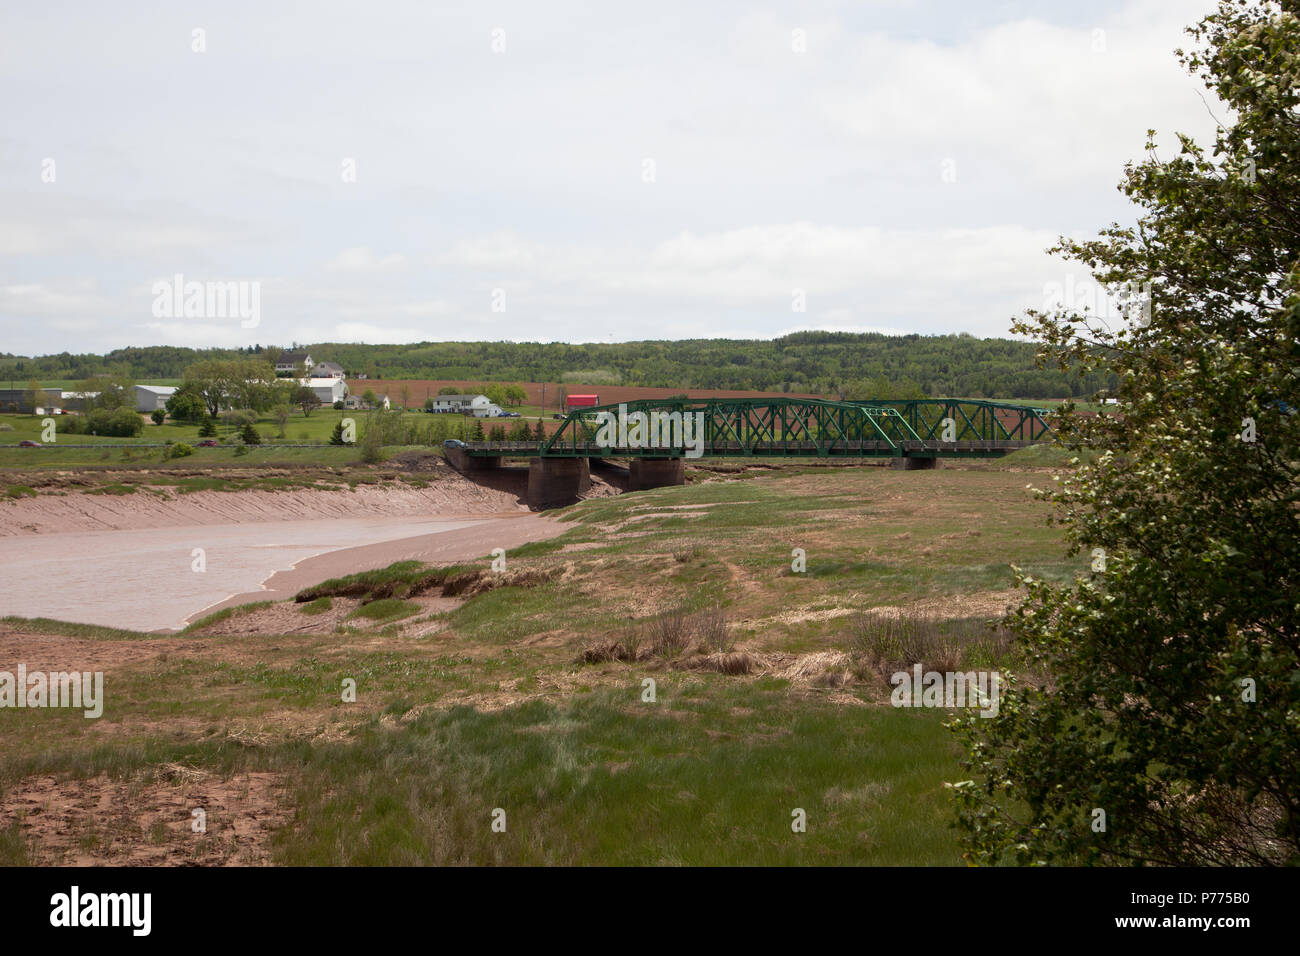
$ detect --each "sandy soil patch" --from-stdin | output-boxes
[2,769,290,865]
[0,474,525,537]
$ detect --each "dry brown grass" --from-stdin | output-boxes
[579,603,734,666]
[846,612,1010,683]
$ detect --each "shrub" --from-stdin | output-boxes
[221,408,257,428]
[693,603,732,654]
[648,607,690,659]
[150,409,166,426]
[847,613,998,682]
[81,407,143,437]
[167,442,194,459]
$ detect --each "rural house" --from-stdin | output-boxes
[428,394,505,418]
[275,352,314,375]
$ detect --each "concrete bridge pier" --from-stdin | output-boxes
[628,457,686,491]
[528,457,591,509]
[892,456,938,470]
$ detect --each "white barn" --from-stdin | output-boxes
[305,378,348,405]
[134,385,177,412]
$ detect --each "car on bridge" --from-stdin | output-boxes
[443,439,466,449]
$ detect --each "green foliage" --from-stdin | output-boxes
[6,333,1114,400]
[182,358,278,416]
[165,384,208,424]
[347,598,421,623]
[358,411,384,463]
[197,417,217,437]
[293,386,320,416]
[149,409,165,425]
[166,442,194,459]
[239,422,261,445]
[955,0,1300,867]
[62,407,143,437]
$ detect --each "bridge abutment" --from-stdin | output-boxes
[445,446,501,472]
[528,457,591,509]
[628,457,686,491]
[892,456,938,470]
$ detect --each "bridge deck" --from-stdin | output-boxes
[462,439,1039,459]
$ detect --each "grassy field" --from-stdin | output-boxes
[0,458,1074,865]
[0,406,548,471]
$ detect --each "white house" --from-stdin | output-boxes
[428,393,505,417]
[313,361,346,380]
[135,385,177,412]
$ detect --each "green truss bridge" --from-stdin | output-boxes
[445,398,1056,508]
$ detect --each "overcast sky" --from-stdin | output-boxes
[1,0,1222,355]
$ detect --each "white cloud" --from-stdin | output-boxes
[0,0,1226,354]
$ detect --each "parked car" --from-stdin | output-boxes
[18,440,40,447]
[443,439,466,449]
[197,439,219,447]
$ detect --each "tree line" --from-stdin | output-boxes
[1,332,1115,399]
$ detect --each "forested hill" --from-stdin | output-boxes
[1,331,1113,399]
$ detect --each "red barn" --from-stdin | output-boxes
[565,394,600,410]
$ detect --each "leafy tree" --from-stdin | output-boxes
[150,409,165,426]
[182,359,275,416]
[272,404,292,438]
[504,384,527,406]
[362,389,377,408]
[479,383,507,407]
[165,384,208,424]
[23,378,46,413]
[359,411,384,463]
[438,386,461,395]
[954,0,1300,867]
[293,386,321,417]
